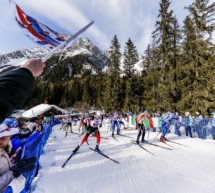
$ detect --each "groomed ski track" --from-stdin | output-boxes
[32,123,215,193]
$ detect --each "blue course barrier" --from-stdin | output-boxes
[3,120,59,193]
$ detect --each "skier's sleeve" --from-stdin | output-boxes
[0,68,34,123]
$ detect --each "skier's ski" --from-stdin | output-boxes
[151,131,161,140]
[117,134,133,139]
[62,151,78,168]
[89,148,119,164]
[131,141,154,155]
[166,139,188,147]
[112,136,118,141]
[100,136,109,140]
[59,123,66,130]
[71,131,81,135]
[157,139,178,149]
[145,142,173,150]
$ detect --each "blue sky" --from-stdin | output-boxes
[0,0,210,54]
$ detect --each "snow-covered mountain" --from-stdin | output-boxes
[61,38,107,71]
[0,38,107,74]
[0,47,49,67]
[0,38,145,77]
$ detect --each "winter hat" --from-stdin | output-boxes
[185,112,190,116]
[143,110,149,116]
[0,123,19,138]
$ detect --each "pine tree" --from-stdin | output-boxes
[178,0,215,112]
[123,38,138,78]
[142,44,161,112]
[142,45,151,75]
[168,17,182,111]
[151,0,181,112]
[123,38,139,112]
[103,35,122,112]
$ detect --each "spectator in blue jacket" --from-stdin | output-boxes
[207,108,215,140]
[211,113,215,140]
[193,110,203,138]
[173,112,182,136]
[183,112,193,138]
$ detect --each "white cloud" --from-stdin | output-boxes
[0,0,214,53]
[19,0,110,49]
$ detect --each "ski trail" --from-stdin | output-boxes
[33,124,215,193]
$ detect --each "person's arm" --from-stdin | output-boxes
[0,59,45,123]
[0,68,34,122]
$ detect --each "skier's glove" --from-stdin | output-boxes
[11,156,37,178]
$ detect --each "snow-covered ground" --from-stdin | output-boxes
[32,121,215,193]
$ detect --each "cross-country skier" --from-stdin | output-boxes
[118,115,125,129]
[136,110,149,144]
[79,114,91,136]
[65,114,72,137]
[111,112,120,137]
[73,114,101,152]
[78,114,85,133]
[160,112,172,142]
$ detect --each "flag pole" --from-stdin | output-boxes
[42,21,94,63]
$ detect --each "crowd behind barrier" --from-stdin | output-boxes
[125,116,215,140]
[3,118,60,193]
[171,117,214,140]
